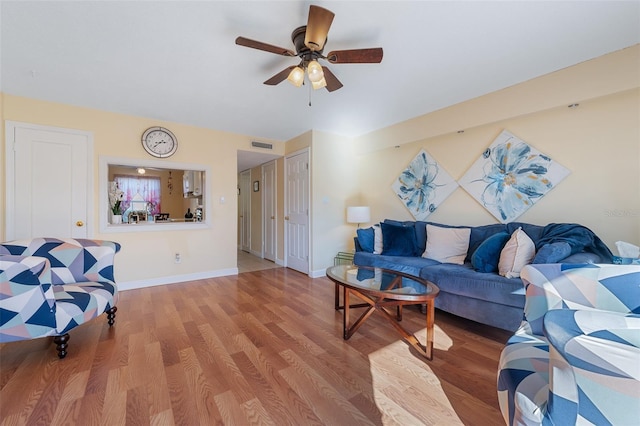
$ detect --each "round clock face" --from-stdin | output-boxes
[141,127,178,158]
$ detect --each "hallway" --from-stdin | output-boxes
[237,250,281,274]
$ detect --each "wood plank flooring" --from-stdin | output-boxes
[0,267,511,425]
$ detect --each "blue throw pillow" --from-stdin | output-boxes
[532,242,572,263]
[471,231,511,273]
[356,227,375,253]
[380,222,418,256]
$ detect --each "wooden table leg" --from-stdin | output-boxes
[344,288,350,339]
[425,300,435,360]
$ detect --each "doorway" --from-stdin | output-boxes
[238,170,251,252]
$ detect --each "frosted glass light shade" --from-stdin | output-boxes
[347,206,370,224]
[287,66,304,87]
[307,60,324,83]
[311,76,326,90]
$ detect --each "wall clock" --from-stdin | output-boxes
[141,127,178,158]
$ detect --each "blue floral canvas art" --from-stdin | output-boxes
[391,149,458,220]
[459,130,570,223]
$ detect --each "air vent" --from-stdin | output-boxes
[251,141,273,150]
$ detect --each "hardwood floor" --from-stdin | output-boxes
[0,268,511,425]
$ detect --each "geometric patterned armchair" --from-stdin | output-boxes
[0,238,120,358]
[497,263,640,425]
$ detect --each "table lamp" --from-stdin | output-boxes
[347,206,370,228]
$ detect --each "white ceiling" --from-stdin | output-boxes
[2,1,639,172]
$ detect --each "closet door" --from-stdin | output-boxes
[262,161,276,262]
[6,122,92,240]
[285,150,309,274]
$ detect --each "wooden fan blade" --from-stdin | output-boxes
[235,36,295,57]
[304,5,334,51]
[264,66,296,85]
[322,67,343,92]
[326,48,383,64]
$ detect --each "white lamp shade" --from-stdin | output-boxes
[347,206,370,224]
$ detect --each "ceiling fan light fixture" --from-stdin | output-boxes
[287,66,305,87]
[311,76,327,90]
[307,60,324,83]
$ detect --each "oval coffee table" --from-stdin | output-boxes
[326,264,440,360]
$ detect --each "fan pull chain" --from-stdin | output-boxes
[308,81,312,107]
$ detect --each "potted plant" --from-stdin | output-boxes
[108,182,124,224]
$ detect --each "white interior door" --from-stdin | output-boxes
[239,170,251,252]
[5,122,92,240]
[262,161,276,262]
[285,150,309,274]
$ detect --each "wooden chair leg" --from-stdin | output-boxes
[53,333,70,359]
[106,306,117,326]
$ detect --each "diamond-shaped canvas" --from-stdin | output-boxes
[459,130,570,223]
[391,149,458,220]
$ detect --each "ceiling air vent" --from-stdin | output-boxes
[251,141,273,150]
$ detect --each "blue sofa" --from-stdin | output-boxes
[354,220,613,331]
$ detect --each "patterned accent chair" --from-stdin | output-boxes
[0,238,120,358]
[497,263,640,425]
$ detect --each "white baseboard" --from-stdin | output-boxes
[118,267,239,291]
[310,268,327,278]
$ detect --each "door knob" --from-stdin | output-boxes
[271,216,275,219]
[76,221,84,227]
[284,216,289,220]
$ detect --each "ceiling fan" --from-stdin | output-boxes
[235,5,383,92]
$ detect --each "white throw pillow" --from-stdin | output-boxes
[373,224,383,254]
[498,227,536,278]
[422,224,471,265]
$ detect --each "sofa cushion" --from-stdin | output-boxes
[381,222,419,256]
[499,228,536,278]
[356,227,375,253]
[471,231,511,273]
[353,252,439,278]
[419,263,525,308]
[373,224,383,254]
[384,219,423,252]
[533,241,572,264]
[467,224,509,262]
[422,224,471,265]
[386,219,479,256]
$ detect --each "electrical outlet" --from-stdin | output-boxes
[175,253,181,264]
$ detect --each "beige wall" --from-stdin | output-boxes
[1,94,285,286]
[352,47,640,250]
[356,89,639,248]
[309,130,360,272]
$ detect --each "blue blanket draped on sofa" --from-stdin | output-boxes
[538,223,613,263]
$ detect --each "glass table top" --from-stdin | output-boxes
[326,264,438,299]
